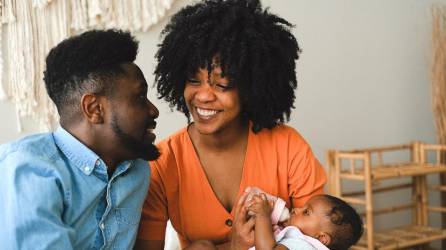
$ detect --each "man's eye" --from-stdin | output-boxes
[303,209,310,215]
[139,93,148,101]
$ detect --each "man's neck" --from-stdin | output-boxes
[64,124,122,174]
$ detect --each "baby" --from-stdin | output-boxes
[245,188,363,250]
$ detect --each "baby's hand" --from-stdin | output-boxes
[245,193,273,218]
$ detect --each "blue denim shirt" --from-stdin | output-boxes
[0,127,150,250]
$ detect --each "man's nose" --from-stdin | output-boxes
[148,101,159,118]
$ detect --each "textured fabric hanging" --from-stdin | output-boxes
[0,0,176,131]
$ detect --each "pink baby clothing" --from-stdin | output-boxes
[249,226,330,250]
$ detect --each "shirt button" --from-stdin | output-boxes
[95,160,100,166]
[84,166,90,172]
[100,223,105,230]
[225,219,232,227]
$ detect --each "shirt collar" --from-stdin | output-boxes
[53,127,103,175]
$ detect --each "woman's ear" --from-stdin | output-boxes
[317,232,331,246]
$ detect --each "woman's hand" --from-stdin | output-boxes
[230,190,255,250]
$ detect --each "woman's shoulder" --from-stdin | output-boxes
[157,126,190,149]
[150,126,191,171]
[256,123,306,144]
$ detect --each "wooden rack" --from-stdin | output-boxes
[327,142,446,250]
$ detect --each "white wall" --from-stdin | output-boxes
[1,0,439,154]
[1,0,444,241]
[135,0,440,157]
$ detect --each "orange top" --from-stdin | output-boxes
[138,124,326,247]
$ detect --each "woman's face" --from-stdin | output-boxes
[184,65,242,135]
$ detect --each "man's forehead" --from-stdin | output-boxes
[120,62,142,76]
[116,63,147,89]
[122,62,146,79]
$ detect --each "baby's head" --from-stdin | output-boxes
[287,194,363,250]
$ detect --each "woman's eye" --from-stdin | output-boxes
[216,84,228,90]
[303,209,309,215]
[216,83,232,91]
[187,79,200,85]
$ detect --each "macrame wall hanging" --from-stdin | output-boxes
[0,0,176,132]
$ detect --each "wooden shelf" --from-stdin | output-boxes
[350,226,446,250]
[328,142,446,249]
[340,163,446,180]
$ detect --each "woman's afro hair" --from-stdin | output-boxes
[155,0,301,132]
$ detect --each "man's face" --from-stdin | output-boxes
[108,63,160,161]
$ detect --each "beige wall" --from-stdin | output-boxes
[0,0,444,242]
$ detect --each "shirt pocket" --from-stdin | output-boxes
[115,207,141,229]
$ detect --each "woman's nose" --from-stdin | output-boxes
[195,84,216,102]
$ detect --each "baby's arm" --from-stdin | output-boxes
[246,194,284,250]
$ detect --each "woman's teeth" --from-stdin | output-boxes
[196,107,218,116]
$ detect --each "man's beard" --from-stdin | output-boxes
[111,114,160,161]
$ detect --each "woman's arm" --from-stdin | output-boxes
[287,130,327,208]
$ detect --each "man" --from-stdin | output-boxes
[0,29,160,249]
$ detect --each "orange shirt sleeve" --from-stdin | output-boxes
[138,160,169,240]
[287,130,327,208]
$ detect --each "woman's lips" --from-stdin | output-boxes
[195,107,221,120]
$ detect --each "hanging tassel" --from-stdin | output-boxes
[2,0,177,132]
[0,23,6,100]
[32,0,52,9]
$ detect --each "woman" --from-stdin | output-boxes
[136,0,326,249]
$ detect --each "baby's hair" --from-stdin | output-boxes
[322,195,363,250]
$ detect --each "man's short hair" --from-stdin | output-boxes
[43,29,138,123]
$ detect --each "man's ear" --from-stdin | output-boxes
[80,93,105,124]
[317,232,331,246]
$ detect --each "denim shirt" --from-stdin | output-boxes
[0,127,150,250]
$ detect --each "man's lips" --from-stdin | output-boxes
[147,121,157,129]
[145,121,157,142]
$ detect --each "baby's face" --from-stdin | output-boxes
[286,195,332,238]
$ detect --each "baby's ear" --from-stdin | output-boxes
[317,232,331,246]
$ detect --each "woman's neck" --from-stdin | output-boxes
[188,118,249,151]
